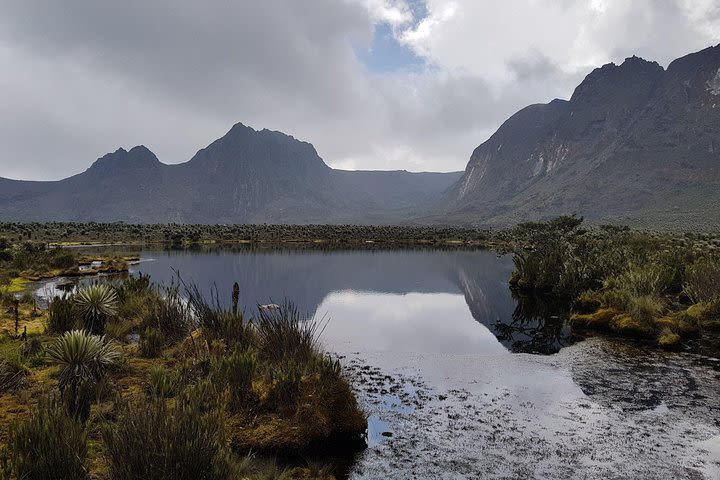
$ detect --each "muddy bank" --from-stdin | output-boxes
[340,338,720,479]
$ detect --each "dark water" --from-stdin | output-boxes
[35,247,720,478]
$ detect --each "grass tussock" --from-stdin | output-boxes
[1,396,89,480]
[46,294,78,334]
[102,383,229,480]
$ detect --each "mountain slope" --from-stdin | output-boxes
[442,44,720,228]
[0,123,461,224]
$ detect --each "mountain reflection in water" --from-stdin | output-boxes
[126,247,574,355]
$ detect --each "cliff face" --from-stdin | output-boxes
[442,45,720,228]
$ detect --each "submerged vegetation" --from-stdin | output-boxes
[0,267,365,479]
[508,216,720,349]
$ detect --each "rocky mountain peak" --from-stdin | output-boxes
[87,145,161,175]
[188,122,330,174]
[570,55,663,106]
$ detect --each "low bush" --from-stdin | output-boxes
[103,383,229,480]
[684,256,720,303]
[211,348,257,408]
[3,396,89,480]
[49,251,77,270]
[149,366,180,398]
[139,327,165,358]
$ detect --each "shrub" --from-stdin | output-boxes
[684,257,720,303]
[45,330,121,421]
[211,348,257,408]
[139,328,165,358]
[102,383,228,480]
[0,348,29,391]
[3,396,89,480]
[627,295,665,326]
[46,294,78,334]
[142,285,192,341]
[75,284,118,335]
[49,251,76,270]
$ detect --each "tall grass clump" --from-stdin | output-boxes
[616,264,672,298]
[75,284,118,335]
[141,284,192,341]
[185,282,253,347]
[0,348,29,392]
[46,294,78,334]
[627,295,666,326]
[148,366,180,398]
[102,383,229,480]
[684,256,720,303]
[255,302,325,365]
[211,348,257,408]
[114,273,152,303]
[3,396,89,480]
[139,328,165,358]
[45,330,121,421]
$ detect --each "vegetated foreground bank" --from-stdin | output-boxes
[0,273,366,480]
[508,216,720,351]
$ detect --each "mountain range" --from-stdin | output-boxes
[0,124,461,224]
[1,44,719,227]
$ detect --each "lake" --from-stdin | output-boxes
[36,247,720,479]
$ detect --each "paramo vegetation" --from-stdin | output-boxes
[0,272,365,480]
[1,218,720,478]
[508,216,720,349]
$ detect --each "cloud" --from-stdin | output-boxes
[0,0,718,180]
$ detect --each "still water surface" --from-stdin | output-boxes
[128,248,572,355]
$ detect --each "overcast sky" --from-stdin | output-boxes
[1,0,719,180]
